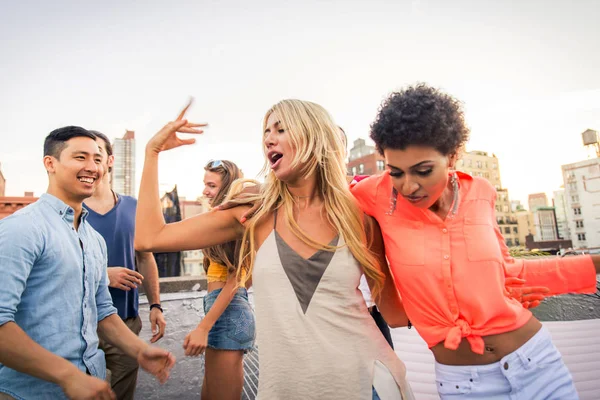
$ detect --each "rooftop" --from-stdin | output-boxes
[133,277,600,400]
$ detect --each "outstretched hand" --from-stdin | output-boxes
[146,98,207,155]
[137,346,176,384]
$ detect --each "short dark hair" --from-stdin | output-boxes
[370,84,470,156]
[88,130,113,173]
[88,130,113,157]
[43,126,97,159]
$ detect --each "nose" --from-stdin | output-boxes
[203,187,210,197]
[400,175,419,196]
[84,158,99,175]
[264,131,276,148]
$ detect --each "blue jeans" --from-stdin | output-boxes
[434,326,578,399]
[203,288,256,351]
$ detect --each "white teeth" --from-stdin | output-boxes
[78,177,94,184]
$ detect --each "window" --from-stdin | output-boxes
[506,239,513,247]
[513,227,518,233]
[515,239,520,246]
[492,163,497,169]
[376,160,385,171]
[485,162,488,169]
[571,195,579,202]
[576,220,584,228]
[358,164,364,174]
[569,182,577,191]
[578,233,587,241]
[476,161,482,169]
[504,227,511,234]
[468,160,472,167]
[573,208,581,215]
[351,166,357,176]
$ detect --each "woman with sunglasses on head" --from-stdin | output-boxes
[351,84,600,399]
[187,158,255,400]
[135,101,414,399]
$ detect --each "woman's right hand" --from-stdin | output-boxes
[146,99,207,155]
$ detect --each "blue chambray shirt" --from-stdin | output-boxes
[0,193,117,400]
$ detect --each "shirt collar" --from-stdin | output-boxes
[40,193,89,222]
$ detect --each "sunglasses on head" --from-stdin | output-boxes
[206,159,223,169]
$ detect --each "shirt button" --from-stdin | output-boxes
[444,255,450,260]
[442,228,448,233]
[504,362,509,370]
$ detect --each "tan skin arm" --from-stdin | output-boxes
[0,322,116,399]
[134,118,248,253]
[364,215,409,328]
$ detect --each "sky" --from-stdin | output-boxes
[1,0,599,205]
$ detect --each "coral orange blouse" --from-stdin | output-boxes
[351,171,597,355]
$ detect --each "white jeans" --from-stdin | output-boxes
[434,326,578,399]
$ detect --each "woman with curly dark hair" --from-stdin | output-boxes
[351,84,600,399]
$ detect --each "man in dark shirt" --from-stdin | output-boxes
[84,131,166,399]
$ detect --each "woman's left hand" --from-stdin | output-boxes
[146,98,208,155]
[183,326,210,357]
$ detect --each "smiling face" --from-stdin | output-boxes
[263,111,299,183]
[384,145,456,209]
[45,136,104,202]
[202,170,223,206]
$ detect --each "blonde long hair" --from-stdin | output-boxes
[235,99,384,297]
[202,160,244,273]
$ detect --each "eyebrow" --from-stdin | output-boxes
[264,121,281,134]
[72,150,102,158]
[387,160,434,170]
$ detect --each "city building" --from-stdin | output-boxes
[457,151,520,246]
[552,189,570,240]
[0,194,38,220]
[561,129,600,249]
[516,209,536,245]
[112,130,136,197]
[180,196,211,277]
[457,151,502,190]
[528,192,548,211]
[347,138,385,176]
[532,207,560,242]
[0,162,5,197]
[562,158,600,249]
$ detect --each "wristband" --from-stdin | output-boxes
[149,304,163,313]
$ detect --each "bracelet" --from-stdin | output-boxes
[149,304,163,313]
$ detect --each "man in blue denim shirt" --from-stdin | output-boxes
[0,127,175,400]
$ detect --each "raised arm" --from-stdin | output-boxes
[135,105,247,253]
[364,215,409,328]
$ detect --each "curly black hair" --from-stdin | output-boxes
[370,84,470,156]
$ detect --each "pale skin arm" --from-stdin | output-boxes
[364,215,409,328]
[97,314,175,384]
[136,251,166,343]
[183,273,239,356]
[0,322,116,400]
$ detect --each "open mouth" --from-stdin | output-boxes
[268,151,283,170]
[78,176,96,185]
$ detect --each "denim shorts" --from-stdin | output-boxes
[434,326,578,399]
[202,288,256,351]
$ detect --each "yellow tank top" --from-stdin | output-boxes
[206,260,228,283]
[206,260,247,283]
